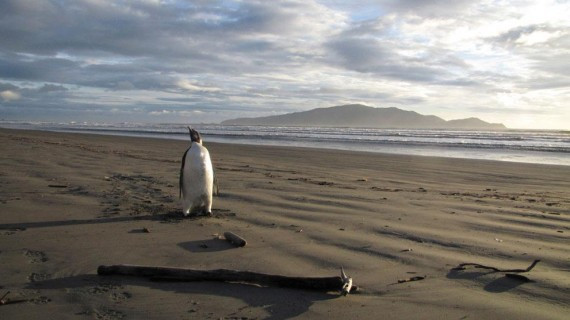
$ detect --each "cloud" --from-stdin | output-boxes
[0,54,79,83]
[112,81,136,91]
[1,89,20,101]
[149,109,204,116]
[39,83,68,93]
[326,36,448,82]
[491,24,566,47]
[384,0,475,17]
[323,16,475,85]
[0,82,19,91]
[516,29,563,46]
[177,79,221,93]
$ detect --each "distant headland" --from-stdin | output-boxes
[221,104,507,130]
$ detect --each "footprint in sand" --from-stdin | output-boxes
[22,249,48,263]
[77,283,132,304]
[101,173,177,217]
[110,291,132,302]
[85,283,123,295]
[29,296,51,305]
[3,289,50,304]
[94,309,126,320]
[0,227,26,236]
[28,272,52,282]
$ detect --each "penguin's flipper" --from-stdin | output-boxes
[179,148,189,199]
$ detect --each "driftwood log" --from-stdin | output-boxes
[451,259,541,273]
[450,260,541,283]
[224,231,247,247]
[97,265,356,295]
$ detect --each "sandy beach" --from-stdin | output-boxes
[0,128,568,319]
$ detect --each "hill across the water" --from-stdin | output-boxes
[221,104,507,130]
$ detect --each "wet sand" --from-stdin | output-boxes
[0,128,568,319]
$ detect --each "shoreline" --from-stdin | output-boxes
[2,127,569,168]
[1,128,568,319]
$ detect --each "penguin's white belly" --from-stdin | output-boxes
[182,144,213,215]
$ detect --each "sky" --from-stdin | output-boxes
[0,0,569,129]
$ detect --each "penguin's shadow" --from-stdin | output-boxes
[178,239,236,253]
[29,274,338,319]
[0,211,207,231]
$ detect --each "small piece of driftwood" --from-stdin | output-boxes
[0,291,9,305]
[397,276,426,284]
[0,291,27,306]
[98,265,357,295]
[48,184,68,188]
[224,232,247,247]
[0,299,27,305]
[451,259,541,273]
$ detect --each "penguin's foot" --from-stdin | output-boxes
[196,210,212,217]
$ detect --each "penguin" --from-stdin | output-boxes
[179,127,214,216]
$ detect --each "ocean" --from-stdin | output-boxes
[1,121,569,166]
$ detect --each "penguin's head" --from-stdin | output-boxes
[187,127,202,144]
